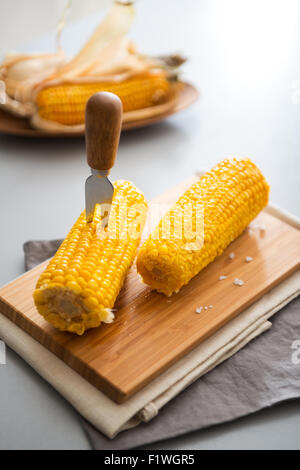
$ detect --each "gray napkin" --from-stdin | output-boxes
[23,240,300,450]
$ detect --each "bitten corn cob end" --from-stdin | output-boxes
[34,180,147,335]
[137,157,270,296]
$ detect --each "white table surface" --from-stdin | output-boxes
[0,0,299,450]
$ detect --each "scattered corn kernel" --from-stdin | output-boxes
[252,223,266,232]
[195,304,213,314]
[233,278,245,286]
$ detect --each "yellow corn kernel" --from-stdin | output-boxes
[36,72,175,126]
[137,158,270,296]
[34,180,147,335]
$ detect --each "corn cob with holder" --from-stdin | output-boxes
[34,92,147,335]
[34,180,147,335]
[137,158,270,296]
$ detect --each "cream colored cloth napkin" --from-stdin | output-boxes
[0,203,299,439]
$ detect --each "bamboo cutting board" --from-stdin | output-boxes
[1,177,300,404]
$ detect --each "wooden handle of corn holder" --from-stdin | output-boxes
[85,92,123,171]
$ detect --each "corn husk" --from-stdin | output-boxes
[0,1,184,132]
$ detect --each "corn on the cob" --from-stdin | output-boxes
[36,72,174,126]
[137,158,270,296]
[34,180,147,335]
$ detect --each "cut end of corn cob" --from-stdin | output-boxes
[36,72,175,126]
[33,286,115,336]
[137,157,270,297]
[34,180,147,335]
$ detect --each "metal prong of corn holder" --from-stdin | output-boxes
[85,170,114,225]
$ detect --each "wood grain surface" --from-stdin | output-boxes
[0,82,199,138]
[0,177,300,403]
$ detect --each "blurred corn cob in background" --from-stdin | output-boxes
[0,0,185,132]
[137,158,270,296]
[34,180,147,335]
[36,71,176,126]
